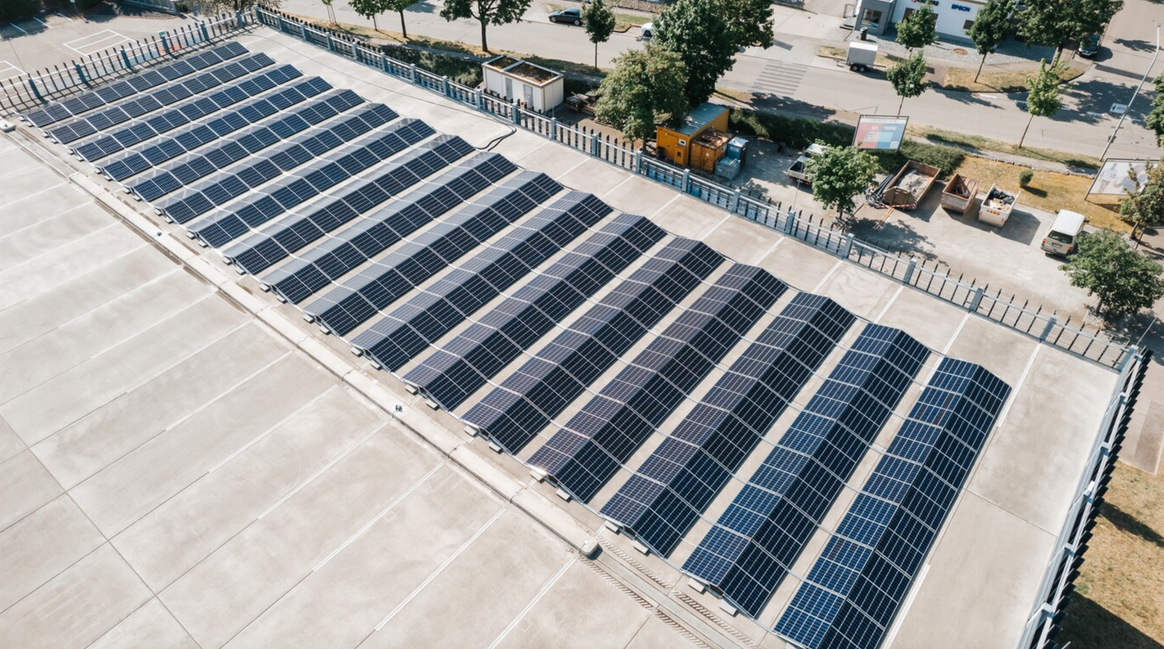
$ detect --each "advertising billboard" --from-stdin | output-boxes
[1088,158,1159,196]
[853,115,909,151]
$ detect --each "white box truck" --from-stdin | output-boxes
[847,42,878,72]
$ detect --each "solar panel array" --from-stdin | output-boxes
[683,324,929,617]
[351,191,614,371]
[528,265,786,501]
[463,239,724,454]
[775,358,1010,649]
[600,293,855,556]
[404,213,666,409]
[24,42,248,128]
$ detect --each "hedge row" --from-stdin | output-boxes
[728,108,965,176]
[379,44,483,88]
[1,0,39,22]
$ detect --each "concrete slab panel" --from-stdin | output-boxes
[87,599,199,649]
[942,315,1037,387]
[0,269,211,403]
[757,241,841,292]
[702,216,784,265]
[0,494,104,611]
[0,414,23,464]
[599,175,680,218]
[875,285,966,351]
[0,247,175,355]
[494,561,654,649]
[223,465,501,649]
[69,354,336,536]
[0,543,151,649]
[624,611,693,648]
[890,492,1054,649]
[0,450,62,531]
[650,197,727,240]
[32,325,290,489]
[558,158,632,198]
[0,182,88,234]
[159,429,440,649]
[811,263,900,321]
[0,204,111,272]
[0,224,144,311]
[0,297,245,443]
[969,348,1115,533]
[114,386,387,591]
[0,165,66,208]
[368,508,570,649]
[512,140,590,179]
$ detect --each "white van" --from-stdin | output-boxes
[1042,210,1086,256]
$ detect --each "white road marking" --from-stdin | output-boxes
[64,30,131,55]
[9,22,29,35]
[486,557,575,648]
[31,17,47,27]
[874,285,904,323]
[0,60,26,82]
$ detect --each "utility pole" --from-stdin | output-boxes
[1100,22,1160,161]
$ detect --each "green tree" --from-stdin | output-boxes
[654,0,736,106]
[0,0,37,22]
[1018,0,1122,61]
[1146,74,1164,147]
[350,0,387,31]
[806,145,880,219]
[384,0,416,37]
[1120,162,1164,242]
[204,0,283,12]
[583,0,617,70]
[1060,229,1164,319]
[719,0,775,49]
[594,48,689,147]
[1019,58,1066,148]
[887,51,928,116]
[895,1,937,50]
[968,0,1013,82]
[440,0,532,52]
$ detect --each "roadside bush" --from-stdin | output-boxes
[1019,169,1034,185]
[0,0,39,22]
[564,77,599,97]
[380,44,482,87]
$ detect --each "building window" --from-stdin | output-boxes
[863,8,883,27]
[963,19,974,31]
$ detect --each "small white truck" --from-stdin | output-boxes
[786,143,827,184]
[846,42,878,72]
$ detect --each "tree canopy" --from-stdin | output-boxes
[1147,74,1164,147]
[583,0,617,70]
[719,0,775,49]
[886,51,928,115]
[440,0,532,52]
[968,0,1013,82]
[1120,162,1164,241]
[1060,229,1164,319]
[654,0,736,106]
[1018,0,1122,59]
[1019,58,1065,147]
[895,1,937,50]
[349,0,388,31]
[594,48,690,145]
[806,145,880,219]
[384,0,416,37]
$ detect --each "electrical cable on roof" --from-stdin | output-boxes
[478,127,516,152]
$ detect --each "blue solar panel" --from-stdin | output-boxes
[528,264,786,502]
[304,170,562,336]
[350,192,613,371]
[403,214,665,410]
[775,358,1010,649]
[462,238,723,454]
[600,293,855,556]
[261,152,516,304]
[23,43,248,128]
[682,324,930,618]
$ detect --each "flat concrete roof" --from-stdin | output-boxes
[0,28,1119,649]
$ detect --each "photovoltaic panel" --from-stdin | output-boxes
[682,324,930,618]
[100,80,341,182]
[403,213,664,410]
[224,134,486,275]
[22,42,248,129]
[47,52,275,145]
[462,238,723,454]
[600,293,855,556]
[261,151,515,304]
[350,191,613,371]
[528,264,786,502]
[304,170,562,335]
[775,358,1010,649]
[73,64,303,162]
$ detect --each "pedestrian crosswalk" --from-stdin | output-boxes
[751,61,809,97]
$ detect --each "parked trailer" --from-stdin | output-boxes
[847,42,878,72]
[940,174,980,214]
[785,143,826,184]
[866,161,940,210]
[978,185,1020,227]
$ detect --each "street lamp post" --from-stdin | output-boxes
[1100,22,1161,161]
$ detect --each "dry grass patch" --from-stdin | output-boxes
[943,63,1088,93]
[953,156,1127,232]
[1059,463,1164,648]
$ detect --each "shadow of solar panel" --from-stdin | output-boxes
[75,64,304,162]
[261,151,515,304]
[600,293,855,556]
[528,264,786,502]
[226,136,487,275]
[403,213,665,410]
[462,238,723,455]
[48,53,274,145]
[23,43,248,128]
[304,169,561,336]
[775,358,1010,649]
[351,191,613,371]
[682,324,930,618]
[174,115,425,236]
